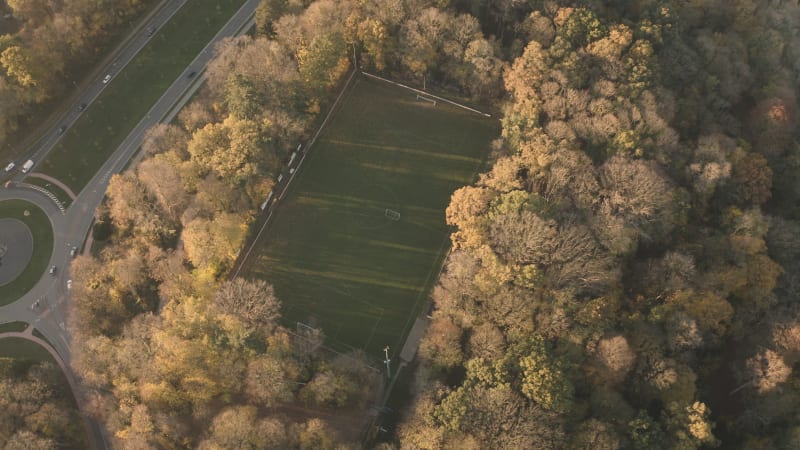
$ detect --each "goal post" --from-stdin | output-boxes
[416,94,437,107]
[385,209,401,221]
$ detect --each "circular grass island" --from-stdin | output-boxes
[0,200,54,306]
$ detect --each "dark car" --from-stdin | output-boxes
[57,125,66,134]
[77,103,87,112]
[187,71,197,79]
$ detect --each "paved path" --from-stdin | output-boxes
[0,0,261,448]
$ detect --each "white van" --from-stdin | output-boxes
[21,159,34,173]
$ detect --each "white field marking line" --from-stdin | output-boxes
[231,210,272,279]
[416,94,437,106]
[279,68,358,201]
[392,236,451,356]
[363,308,385,352]
[362,71,491,117]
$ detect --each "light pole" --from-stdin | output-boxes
[383,346,391,379]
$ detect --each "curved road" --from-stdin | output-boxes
[0,0,260,448]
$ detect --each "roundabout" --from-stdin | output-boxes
[0,218,34,286]
[0,199,54,306]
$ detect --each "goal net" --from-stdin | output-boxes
[385,209,401,221]
[416,94,437,106]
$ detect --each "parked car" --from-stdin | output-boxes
[67,279,72,290]
[4,162,14,172]
[102,74,112,84]
[70,246,78,258]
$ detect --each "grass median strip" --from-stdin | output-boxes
[0,322,29,333]
[40,0,246,194]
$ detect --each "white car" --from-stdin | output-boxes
[102,74,112,84]
[4,162,14,172]
[66,279,72,290]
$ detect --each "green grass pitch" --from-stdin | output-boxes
[240,76,498,358]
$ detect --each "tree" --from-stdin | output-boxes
[732,150,773,205]
[182,212,248,275]
[255,0,288,36]
[664,401,718,449]
[418,316,464,370]
[298,32,347,92]
[107,172,175,246]
[571,418,624,450]
[501,40,550,146]
[519,337,574,413]
[199,406,288,450]
[225,74,262,120]
[187,116,267,183]
[137,157,190,222]
[299,369,358,408]
[293,418,341,450]
[487,209,557,266]
[68,255,135,337]
[141,123,188,158]
[741,348,791,394]
[597,155,676,249]
[244,354,295,407]
[592,335,636,385]
[212,278,281,335]
[446,186,494,249]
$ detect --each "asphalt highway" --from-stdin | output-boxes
[0,0,260,447]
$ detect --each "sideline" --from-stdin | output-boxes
[26,173,78,200]
[0,332,100,450]
[230,67,358,279]
[361,71,492,117]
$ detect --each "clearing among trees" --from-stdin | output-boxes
[240,75,497,360]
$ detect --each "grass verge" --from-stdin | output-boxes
[0,322,29,333]
[240,75,498,357]
[40,0,247,194]
[0,337,52,361]
[0,200,53,306]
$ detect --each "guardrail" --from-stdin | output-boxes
[11,182,66,215]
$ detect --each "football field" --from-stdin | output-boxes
[240,75,497,358]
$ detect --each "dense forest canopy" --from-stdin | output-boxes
[397,0,800,449]
[0,357,87,448]
[5,0,793,447]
